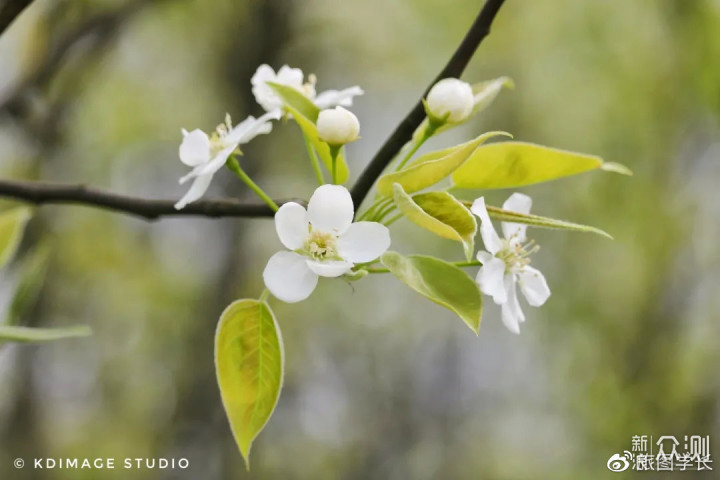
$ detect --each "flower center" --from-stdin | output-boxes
[497,238,539,274]
[209,114,234,154]
[304,230,338,260]
[301,74,317,99]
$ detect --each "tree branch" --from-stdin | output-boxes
[0,0,33,35]
[350,0,506,208]
[0,179,280,220]
[0,0,506,221]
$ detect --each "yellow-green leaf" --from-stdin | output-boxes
[377,131,510,197]
[485,205,613,239]
[393,184,476,260]
[0,207,32,270]
[215,299,284,470]
[0,325,91,343]
[451,141,631,189]
[267,82,320,121]
[381,251,482,334]
[268,83,349,183]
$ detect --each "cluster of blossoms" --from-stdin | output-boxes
[175,65,363,210]
[192,61,624,469]
[174,66,551,334]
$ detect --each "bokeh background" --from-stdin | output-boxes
[1,0,719,478]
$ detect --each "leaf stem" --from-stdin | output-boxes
[226,157,279,212]
[366,267,390,274]
[329,145,342,184]
[304,137,325,185]
[454,260,482,268]
[375,202,397,223]
[394,123,436,172]
[357,196,392,221]
[383,213,403,226]
[259,289,270,302]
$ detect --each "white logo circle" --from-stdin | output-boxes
[607,453,631,472]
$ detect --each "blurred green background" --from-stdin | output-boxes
[1,0,719,478]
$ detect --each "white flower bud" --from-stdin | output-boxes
[426,78,474,123]
[317,106,360,145]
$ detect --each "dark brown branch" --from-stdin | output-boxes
[350,0,506,209]
[0,179,280,220]
[0,0,33,35]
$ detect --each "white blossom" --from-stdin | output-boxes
[174,111,280,210]
[263,185,391,303]
[426,78,474,123]
[251,64,363,112]
[471,193,551,334]
[317,106,360,145]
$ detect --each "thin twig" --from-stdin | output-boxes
[350,0,506,209]
[0,179,285,220]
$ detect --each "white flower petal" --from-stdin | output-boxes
[501,275,525,334]
[194,144,237,177]
[251,64,283,112]
[501,192,532,242]
[179,129,211,166]
[225,110,281,145]
[337,221,391,263]
[275,202,309,250]
[307,184,354,234]
[180,146,235,193]
[174,173,213,210]
[251,64,276,86]
[476,256,507,304]
[470,197,501,254]
[518,266,551,307]
[502,192,532,214]
[263,251,318,303]
[476,250,494,265]
[306,259,353,277]
[277,65,304,87]
[314,86,365,109]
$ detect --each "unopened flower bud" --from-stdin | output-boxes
[426,78,474,123]
[317,106,360,145]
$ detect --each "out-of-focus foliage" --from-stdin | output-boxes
[1,0,719,479]
[0,206,31,269]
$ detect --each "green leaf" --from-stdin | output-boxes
[0,325,91,343]
[268,82,349,183]
[266,82,320,121]
[377,131,511,197]
[5,243,51,325]
[393,184,477,260]
[414,76,513,141]
[484,205,613,239]
[381,251,482,334]
[215,299,284,470]
[0,207,32,270]
[451,141,632,189]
